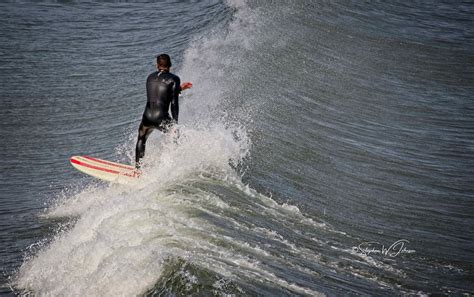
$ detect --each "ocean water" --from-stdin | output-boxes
[1,0,473,295]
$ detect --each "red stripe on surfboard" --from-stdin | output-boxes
[82,156,135,170]
[70,158,139,178]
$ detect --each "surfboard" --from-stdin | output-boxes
[70,156,140,184]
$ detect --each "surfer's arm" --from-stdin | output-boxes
[171,77,180,123]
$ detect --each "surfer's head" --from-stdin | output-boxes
[156,54,172,71]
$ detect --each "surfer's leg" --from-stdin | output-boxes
[135,122,154,168]
[157,117,173,133]
[157,119,180,143]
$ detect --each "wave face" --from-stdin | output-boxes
[2,0,473,295]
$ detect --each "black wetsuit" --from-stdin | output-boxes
[135,70,181,166]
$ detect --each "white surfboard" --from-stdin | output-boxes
[70,156,140,184]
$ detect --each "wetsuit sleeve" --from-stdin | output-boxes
[171,77,181,123]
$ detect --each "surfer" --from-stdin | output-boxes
[135,54,192,168]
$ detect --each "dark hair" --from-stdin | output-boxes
[156,54,172,69]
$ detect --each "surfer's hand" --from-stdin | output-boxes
[181,82,193,91]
